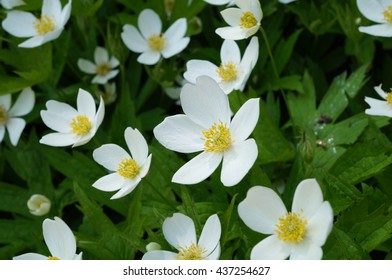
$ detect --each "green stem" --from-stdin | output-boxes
[259,26,281,87]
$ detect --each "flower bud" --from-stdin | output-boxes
[27,194,51,216]
[146,242,161,252]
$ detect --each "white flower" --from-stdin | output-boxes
[121,9,190,65]
[146,242,161,252]
[99,83,117,105]
[215,0,262,40]
[0,87,35,146]
[184,36,259,94]
[27,194,51,216]
[238,179,333,260]
[364,84,392,117]
[2,0,72,48]
[142,213,221,260]
[40,88,104,147]
[357,0,392,37]
[77,47,120,84]
[153,75,259,187]
[92,127,152,200]
[1,0,25,9]
[13,217,83,260]
[204,0,235,5]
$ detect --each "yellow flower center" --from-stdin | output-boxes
[0,105,9,125]
[47,256,60,260]
[147,34,166,51]
[96,63,111,76]
[70,115,92,136]
[34,15,55,35]
[384,6,392,23]
[275,212,308,244]
[117,158,140,179]
[202,121,231,153]
[177,243,206,260]
[385,89,392,104]
[239,11,257,29]
[217,62,238,82]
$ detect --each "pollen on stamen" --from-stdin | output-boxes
[117,158,140,179]
[275,212,308,244]
[147,34,166,51]
[217,62,238,82]
[239,11,257,29]
[385,89,392,104]
[202,121,232,153]
[34,15,55,35]
[384,6,392,23]
[48,256,60,260]
[96,63,111,76]
[177,243,206,260]
[70,115,92,136]
[0,105,9,125]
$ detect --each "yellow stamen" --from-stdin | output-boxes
[96,63,111,76]
[34,15,55,35]
[117,158,140,179]
[239,11,257,29]
[217,62,238,82]
[202,121,231,153]
[48,256,60,260]
[147,34,166,51]
[177,243,206,260]
[275,212,308,244]
[384,6,392,23]
[386,89,392,104]
[0,105,9,125]
[70,115,92,136]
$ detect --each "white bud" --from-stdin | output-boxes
[27,194,51,216]
[146,242,161,252]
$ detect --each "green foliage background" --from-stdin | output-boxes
[1,0,392,260]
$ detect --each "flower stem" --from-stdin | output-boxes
[180,186,202,232]
[259,26,281,87]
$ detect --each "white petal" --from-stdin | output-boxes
[60,0,72,26]
[248,0,263,21]
[109,56,120,68]
[39,132,76,147]
[138,9,162,39]
[94,46,109,65]
[77,89,96,119]
[238,186,287,234]
[142,250,177,260]
[198,214,221,255]
[0,94,11,110]
[374,84,387,100]
[121,24,149,53]
[172,152,222,185]
[250,235,291,260]
[92,144,130,171]
[124,127,148,166]
[92,74,111,84]
[163,213,197,249]
[9,87,35,117]
[92,172,125,192]
[164,18,187,42]
[45,100,78,118]
[6,118,25,146]
[307,201,333,246]
[2,11,37,38]
[292,179,324,219]
[220,8,242,27]
[1,0,25,9]
[364,96,392,117]
[181,76,231,128]
[161,37,190,58]
[216,26,247,40]
[221,138,258,186]
[241,36,259,70]
[153,115,204,153]
[137,51,161,65]
[184,60,219,84]
[230,98,259,142]
[94,96,105,131]
[290,240,323,260]
[40,110,72,133]
[205,243,220,260]
[110,178,141,199]
[204,0,232,4]
[356,0,385,23]
[43,217,76,260]
[13,253,48,260]
[42,0,61,19]
[77,59,97,74]
[221,40,241,64]
[18,35,45,48]
[359,23,392,37]
[139,154,152,178]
